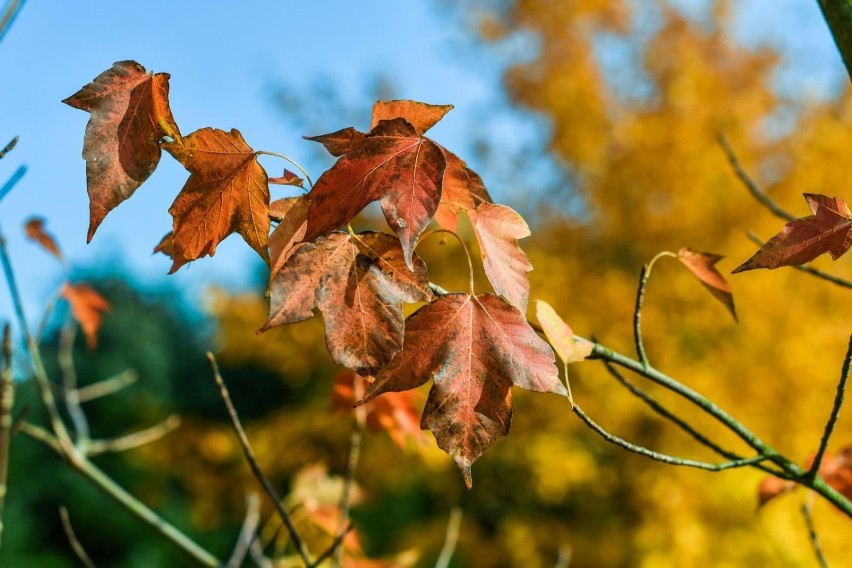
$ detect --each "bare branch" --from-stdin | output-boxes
[59,506,97,568]
[86,415,180,456]
[0,324,14,546]
[434,507,462,568]
[59,321,90,444]
[76,369,138,403]
[809,335,852,478]
[228,493,261,568]
[801,501,830,568]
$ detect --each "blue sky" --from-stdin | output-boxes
[0,0,845,325]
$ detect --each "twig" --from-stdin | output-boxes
[434,507,462,568]
[310,523,353,568]
[746,232,852,289]
[206,352,313,567]
[0,0,26,45]
[0,137,17,160]
[632,252,676,368]
[59,321,90,445]
[0,165,26,203]
[76,369,138,402]
[59,506,97,568]
[809,335,852,478]
[717,134,795,222]
[801,501,830,568]
[249,536,275,568]
[86,415,180,456]
[9,404,28,437]
[0,324,13,546]
[333,393,364,567]
[227,493,261,568]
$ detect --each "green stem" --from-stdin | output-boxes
[809,335,852,478]
[633,251,676,368]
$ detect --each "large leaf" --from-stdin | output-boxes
[163,128,270,272]
[63,61,181,241]
[260,231,432,374]
[358,293,563,487]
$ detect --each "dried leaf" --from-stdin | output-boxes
[359,293,563,487]
[63,61,181,241]
[469,203,533,312]
[433,152,491,232]
[303,118,446,269]
[268,196,309,280]
[371,100,453,135]
[153,232,174,258]
[23,217,62,261]
[61,283,110,349]
[734,193,852,273]
[268,168,304,187]
[305,127,367,157]
[163,128,270,272]
[677,247,737,322]
[534,300,593,364]
[260,231,432,374]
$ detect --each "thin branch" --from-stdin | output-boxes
[207,352,313,567]
[76,369,138,403]
[59,321,90,445]
[249,536,275,568]
[310,523,353,568]
[717,134,795,222]
[746,232,852,289]
[19,421,61,452]
[0,324,13,546]
[809,335,852,478]
[86,415,180,456]
[632,252,676,368]
[228,493,261,568]
[333,423,362,567]
[9,404,28,437]
[0,137,17,160]
[801,501,830,568]
[434,507,462,568]
[0,165,26,203]
[59,506,97,568]
[0,0,26,45]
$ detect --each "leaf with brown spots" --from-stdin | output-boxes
[358,293,563,487]
[734,193,852,273]
[24,217,63,261]
[163,128,270,272]
[60,283,110,349]
[371,100,453,135]
[303,118,446,269]
[63,61,181,241]
[677,247,737,322]
[259,231,432,374]
[469,203,533,312]
[534,300,593,364]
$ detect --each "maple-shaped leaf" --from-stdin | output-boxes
[734,193,852,273]
[358,293,563,487]
[303,118,446,269]
[23,217,63,261]
[677,247,737,322]
[268,196,309,281]
[63,61,181,241]
[469,203,533,312]
[305,127,367,157]
[268,168,304,187]
[153,232,174,258]
[163,128,270,272]
[333,370,425,448]
[433,152,492,232]
[371,100,453,135]
[534,300,593,364]
[61,283,110,349]
[260,231,432,374]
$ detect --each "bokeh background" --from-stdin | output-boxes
[1,0,851,566]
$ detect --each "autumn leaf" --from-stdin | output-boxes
[677,247,737,322]
[268,168,304,187]
[433,152,492,232]
[153,232,174,258]
[371,100,453,135]
[305,127,367,157]
[756,476,795,507]
[60,283,110,349]
[163,128,270,272]
[23,217,63,261]
[534,300,593,364]
[303,118,446,269]
[268,196,310,280]
[358,293,563,487]
[469,203,533,312]
[260,231,432,374]
[734,193,852,273]
[63,61,181,242]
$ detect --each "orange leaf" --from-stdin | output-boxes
[153,232,174,258]
[677,247,737,322]
[268,196,309,280]
[268,168,304,187]
[534,300,593,364]
[60,283,110,349]
[63,61,181,241]
[23,217,62,261]
[433,152,491,232]
[163,128,270,272]
[756,476,795,507]
[359,293,562,487]
[370,100,453,135]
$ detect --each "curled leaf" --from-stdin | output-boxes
[677,247,737,322]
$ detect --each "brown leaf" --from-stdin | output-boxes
[304,127,367,157]
[734,193,852,273]
[60,283,110,349]
[359,293,563,487]
[370,100,453,135]
[163,128,270,272]
[677,247,737,322]
[433,152,492,232]
[534,300,593,364]
[63,61,181,241]
[303,118,446,269]
[268,168,304,187]
[268,196,309,281]
[23,217,63,261]
[153,232,174,258]
[469,203,533,312]
[260,231,432,374]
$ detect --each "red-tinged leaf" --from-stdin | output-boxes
[534,300,593,364]
[23,217,63,261]
[371,100,453,135]
[433,152,492,232]
[333,370,425,448]
[153,232,174,258]
[163,128,270,272]
[677,247,737,322]
[734,194,852,273]
[63,61,181,241]
[60,283,110,349]
[304,127,367,157]
[268,168,304,187]
[260,231,432,374]
[358,293,563,487]
[757,476,795,507]
[469,203,533,312]
[303,118,446,269]
[268,197,309,281]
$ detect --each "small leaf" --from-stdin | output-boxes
[23,217,63,261]
[268,169,304,187]
[268,196,309,281]
[153,232,174,258]
[756,476,794,507]
[371,100,453,135]
[534,300,593,364]
[61,283,110,349]
[677,247,737,322]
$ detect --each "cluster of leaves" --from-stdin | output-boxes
[64,61,565,486]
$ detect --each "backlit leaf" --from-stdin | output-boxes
[268,196,309,281]
[534,300,593,364]
[23,217,62,261]
[677,247,737,322]
[370,100,453,135]
[61,283,110,349]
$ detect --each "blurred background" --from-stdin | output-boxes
[1,0,851,566]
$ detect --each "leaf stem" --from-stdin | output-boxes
[257,151,314,189]
[808,334,852,478]
[633,251,676,368]
[418,229,475,295]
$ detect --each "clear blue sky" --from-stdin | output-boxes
[0,0,844,324]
